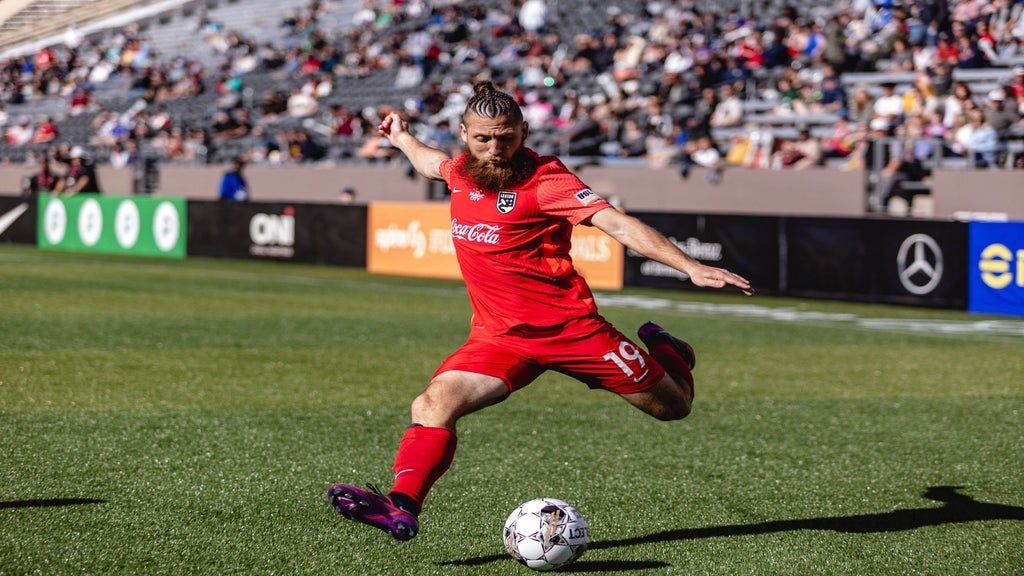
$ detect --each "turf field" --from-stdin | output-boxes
[1,244,1022,575]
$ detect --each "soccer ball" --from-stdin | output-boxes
[502,498,589,571]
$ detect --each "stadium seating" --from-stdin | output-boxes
[1,0,1021,209]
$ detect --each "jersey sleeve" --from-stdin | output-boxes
[536,159,610,225]
[439,157,456,186]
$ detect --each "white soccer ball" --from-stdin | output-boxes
[502,498,589,571]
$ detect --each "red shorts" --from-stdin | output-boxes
[433,315,665,395]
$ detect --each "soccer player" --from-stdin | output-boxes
[328,82,753,540]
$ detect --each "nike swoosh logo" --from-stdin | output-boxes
[451,188,462,194]
[0,202,28,238]
[394,468,415,478]
[633,369,650,383]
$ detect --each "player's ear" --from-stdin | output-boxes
[521,121,529,142]
[459,122,468,144]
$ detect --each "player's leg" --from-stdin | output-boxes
[386,369,509,513]
[328,336,541,540]
[542,317,695,421]
[619,372,692,421]
[327,371,508,541]
[623,321,697,421]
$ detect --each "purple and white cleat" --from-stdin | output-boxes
[327,483,419,541]
[637,321,697,370]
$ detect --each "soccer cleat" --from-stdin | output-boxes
[327,483,419,541]
[637,321,697,371]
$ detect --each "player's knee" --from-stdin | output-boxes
[653,399,691,421]
[410,379,458,425]
[410,387,443,425]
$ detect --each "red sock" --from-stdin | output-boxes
[389,425,457,510]
[646,341,694,388]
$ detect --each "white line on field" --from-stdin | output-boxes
[595,294,1024,338]
[5,250,1021,338]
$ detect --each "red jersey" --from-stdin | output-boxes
[439,149,611,336]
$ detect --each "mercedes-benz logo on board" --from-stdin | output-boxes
[897,233,943,295]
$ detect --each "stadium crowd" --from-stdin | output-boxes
[2,0,1024,182]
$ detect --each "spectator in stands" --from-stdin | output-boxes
[1011,67,1024,99]
[875,136,931,212]
[818,75,848,114]
[339,186,357,204]
[287,86,319,118]
[774,128,823,170]
[21,153,58,198]
[31,115,58,144]
[6,117,33,145]
[710,84,744,127]
[680,136,724,183]
[850,87,876,122]
[394,57,424,90]
[519,0,548,34]
[555,106,606,156]
[984,89,1019,134]
[965,110,1002,167]
[823,115,859,159]
[184,128,212,163]
[53,147,102,196]
[68,87,92,116]
[616,119,648,158]
[943,81,973,127]
[290,130,326,162]
[219,155,249,201]
[874,82,905,119]
[330,105,359,138]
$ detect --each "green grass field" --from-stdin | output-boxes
[1,244,1022,575]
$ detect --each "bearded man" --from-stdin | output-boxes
[327,82,752,540]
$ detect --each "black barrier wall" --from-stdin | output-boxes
[623,213,781,294]
[786,218,967,308]
[3,194,966,309]
[0,196,37,245]
[188,201,367,267]
[626,213,968,309]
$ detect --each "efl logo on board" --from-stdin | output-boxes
[968,221,1024,317]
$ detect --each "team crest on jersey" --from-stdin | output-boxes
[496,191,517,214]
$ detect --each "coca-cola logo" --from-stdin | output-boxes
[451,218,502,245]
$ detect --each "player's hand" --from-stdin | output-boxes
[688,264,754,296]
[377,112,408,145]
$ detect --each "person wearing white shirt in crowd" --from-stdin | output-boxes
[873,83,904,119]
[287,86,318,118]
[5,117,33,145]
[710,84,743,128]
[519,0,548,33]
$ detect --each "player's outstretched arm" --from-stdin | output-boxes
[378,112,449,181]
[590,207,754,295]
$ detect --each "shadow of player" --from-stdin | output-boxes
[441,486,1024,568]
[0,498,106,510]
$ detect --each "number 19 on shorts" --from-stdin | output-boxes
[603,341,646,377]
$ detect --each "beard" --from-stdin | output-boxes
[463,147,536,191]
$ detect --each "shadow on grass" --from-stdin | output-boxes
[440,486,1024,569]
[559,560,671,572]
[0,498,106,510]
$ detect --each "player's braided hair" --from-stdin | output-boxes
[464,81,523,123]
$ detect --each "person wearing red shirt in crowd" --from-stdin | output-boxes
[1011,67,1024,100]
[935,33,960,65]
[30,115,58,144]
[327,82,753,541]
